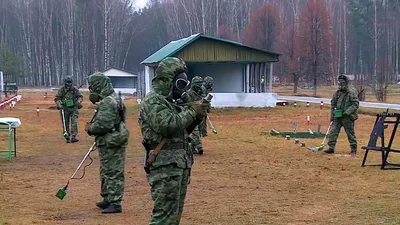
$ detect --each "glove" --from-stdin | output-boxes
[75,101,83,109]
[192,101,210,119]
[56,101,62,110]
[85,122,92,135]
[200,100,210,111]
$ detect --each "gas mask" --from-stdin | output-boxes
[338,79,347,91]
[88,85,101,104]
[192,84,203,93]
[172,72,190,100]
[206,83,213,91]
[65,81,72,90]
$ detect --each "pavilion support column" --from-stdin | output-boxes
[264,63,268,92]
[269,63,273,92]
[250,64,254,93]
[245,64,250,93]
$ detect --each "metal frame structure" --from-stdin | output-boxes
[0,122,17,161]
[361,111,400,170]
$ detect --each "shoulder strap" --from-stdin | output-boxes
[147,137,168,165]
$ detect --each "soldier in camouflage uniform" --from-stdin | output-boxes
[324,74,359,155]
[54,76,83,143]
[138,57,209,224]
[85,72,129,214]
[199,76,214,137]
[186,76,205,155]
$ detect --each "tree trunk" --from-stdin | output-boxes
[216,0,219,32]
[343,1,347,75]
[201,0,205,33]
[338,3,342,76]
[313,65,317,97]
[373,0,378,93]
[104,0,109,69]
[396,22,399,78]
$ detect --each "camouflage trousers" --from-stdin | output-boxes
[148,165,190,225]
[98,144,126,205]
[60,107,79,136]
[189,126,202,154]
[328,117,357,152]
[198,116,207,137]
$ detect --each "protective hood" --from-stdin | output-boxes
[191,76,203,93]
[204,76,214,90]
[338,75,349,92]
[64,76,73,89]
[152,57,187,98]
[88,72,114,98]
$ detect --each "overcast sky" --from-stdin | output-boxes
[134,0,148,8]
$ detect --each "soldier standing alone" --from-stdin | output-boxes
[85,72,129,214]
[138,57,209,224]
[324,74,359,156]
[54,76,83,143]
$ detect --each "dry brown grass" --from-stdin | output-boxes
[1,92,400,225]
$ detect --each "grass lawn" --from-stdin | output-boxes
[0,91,400,225]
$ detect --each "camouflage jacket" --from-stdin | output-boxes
[331,89,359,121]
[87,74,129,147]
[54,86,83,109]
[186,87,204,102]
[138,57,197,169]
[203,87,212,97]
[203,77,214,97]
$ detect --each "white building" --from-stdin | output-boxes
[140,33,281,108]
[102,68,138,94]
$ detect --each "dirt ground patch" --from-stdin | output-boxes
[1,91,400,225]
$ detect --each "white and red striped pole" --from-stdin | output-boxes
[36,107,40,117]
[320,101,324,110]
[306,102,310,107]
[306,116,310,127]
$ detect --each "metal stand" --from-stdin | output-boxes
[0,122,17,161]
[361,110,400,170]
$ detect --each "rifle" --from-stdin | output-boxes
[142,138,167,174]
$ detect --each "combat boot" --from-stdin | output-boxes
[324,148,335,154]
[65,138,70,143]
[349,148,357,157]
[96,201,110,210]
[70,136,79,143]
[101,204,122,214]
[192,147,199,154]
[198,149,204,155]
